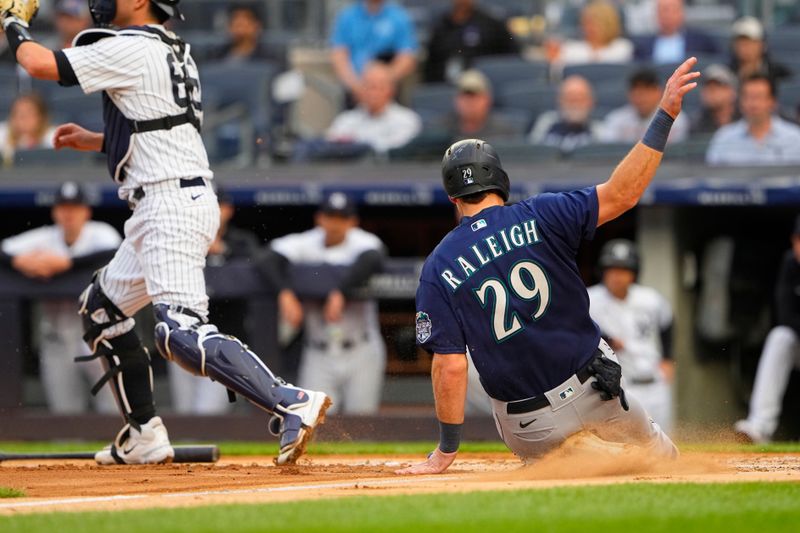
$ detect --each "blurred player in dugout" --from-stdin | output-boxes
[587,239,675,433]
[0,182,119,413]
[260,193,386,415]
[735,216,800,443]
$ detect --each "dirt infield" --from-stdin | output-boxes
[1,437,799,515]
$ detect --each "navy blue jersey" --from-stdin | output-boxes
[416,187,601,401]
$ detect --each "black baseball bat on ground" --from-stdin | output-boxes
[0,445,219,463]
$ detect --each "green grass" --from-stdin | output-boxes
[1,440,798,457]
[0,487,25,499]
[1,482,798,532]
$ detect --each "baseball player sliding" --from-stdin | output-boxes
[400,58,699,475]
[1,0,330,465]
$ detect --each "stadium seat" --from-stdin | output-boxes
[473,56,549,89]
[490,141,562,163]
[48,89,103,131]
[778,81,800,114]
[593,82,629,115]
[562,63,634,86]
[411,83,456,118]
[569,142,636,162]
[665,139,713,162]
[768,27,800,59]
[496,82,557,120]
[0,66,18,95]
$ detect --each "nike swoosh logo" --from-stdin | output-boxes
[191,193,204,200]
[519,419,537,429]
[122,443,137,455]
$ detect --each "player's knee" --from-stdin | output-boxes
[78,272,136,353]
[153,303,223,377]
[767,325,798,347]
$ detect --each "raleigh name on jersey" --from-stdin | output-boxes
[60,25,212,197]
[416,187,601,402]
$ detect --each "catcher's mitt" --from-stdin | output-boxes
[0,0,39,26]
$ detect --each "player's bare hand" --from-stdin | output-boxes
[278,289,304,328]
[324,289,345,323]
[396,448,457,475]
[53,123,103,152]
[659,57,701,119]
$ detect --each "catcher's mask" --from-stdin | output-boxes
[88,0,184,26]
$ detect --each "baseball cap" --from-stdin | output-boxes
[732,16,764,41]
[457,70,491,94]
[703,64,736,87]
[319,192,357,217]
[54,181,87,205]
[56,0,88,17]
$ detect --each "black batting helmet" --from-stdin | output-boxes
[441,139,510,202]
[598,239,640,273]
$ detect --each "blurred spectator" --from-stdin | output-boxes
[0,182,120,414]
[325,62,421,153]
[528,75,603,152]
[169,189,259,414]
[691,64,739,137]
[206,3,284,66]
[50,0,92,50]
[0,93,56,166]
[633,0,718,64]
[264,193,387,415]
[734,215,800,444]
[423,0,518,83]
[550,1,633,67]
[330,0,418,101]
[706,74,800,166]
[730,17,791,85]
[429,70,519,142]
[601,68,689,144]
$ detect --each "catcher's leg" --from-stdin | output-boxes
[77,268,173,465]
[153,304,331,465]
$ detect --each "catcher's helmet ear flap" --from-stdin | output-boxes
[598,239,640,273]
[441,139,510,202]
[151,0,184,20]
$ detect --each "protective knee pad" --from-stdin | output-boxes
[76,271,155,426]
[153,304,300,415]
[78,271,136,352]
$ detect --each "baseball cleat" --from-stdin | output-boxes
[733,419,771,445]
[272,390,332,466]
[95,416,175,465]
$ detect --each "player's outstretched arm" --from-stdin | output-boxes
[1,0,59,80]
[596,57,700,226]
[396,353,467,475]
[53,123,104,152]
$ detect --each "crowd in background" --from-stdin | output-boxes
[2,0,800,167]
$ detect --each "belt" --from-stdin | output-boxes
[506,349,601,415]
[130,176,206,204]
[308,331,369,352]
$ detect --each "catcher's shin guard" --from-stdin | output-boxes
[152,304,304,414]
[77,272,156,426]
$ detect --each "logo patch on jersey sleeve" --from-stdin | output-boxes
[471,219,487,232]
[416,311,432,343]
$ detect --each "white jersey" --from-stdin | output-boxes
[62,26,212,196]
[587,283,672,382]
[271,227,385,342]
[2,221,122,257]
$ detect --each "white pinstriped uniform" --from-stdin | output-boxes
[62,26,218,319]
[2,222,121,413]
[271,227,386,414]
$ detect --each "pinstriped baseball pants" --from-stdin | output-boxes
[100,179,219,318]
